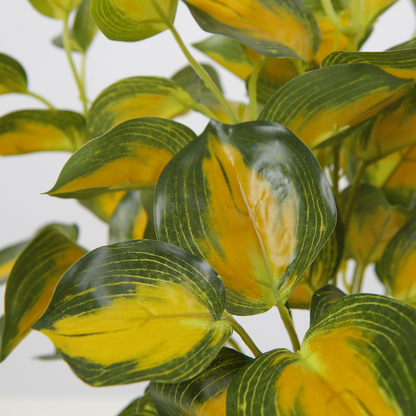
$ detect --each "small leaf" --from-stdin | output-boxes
[73,0,98,51]
[79,191,126,223]
[28,0,82,20]
[155,120,336,315]
[52,33,84,52]
[48,117,196,199]
[0,110,86,156]
[309,284,346,326]
[0,241,30,285]
[227,294,416,416]
[259,64,414,147]
[150,348,253,416]
[184,0,321,61]
[0,53,27,94]
[33,240,232,386]
[87,77,194,138]
[117,396,159,416]
[0,225,86,362]
[90,0,178,42]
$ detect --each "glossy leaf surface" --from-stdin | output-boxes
[259,64,413,147]
[28,0,82,19]
[117,396,159,416]
[155,120,336,315]
[228,294,416,416]
[33,240,232,386]
[0,53,27,94]
[150,348,253,416]
[184,0,321,61]
[79,191,126,223]
[91,0,178,42]
[0,110,86,155]
[48,117,196,199]
[0,225,86,362]
[87,77,193,138]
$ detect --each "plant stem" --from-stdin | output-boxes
[188,101,219,120]
[63,15,88,116]
[149,0,239,124]
[25,91,56,109]
[320,0,340,30]
[351,261,366,294]
[248,57,268,121]
[277,303,301,352]
[223,311,262,357]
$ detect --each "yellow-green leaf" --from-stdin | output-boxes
[86,77,194,138]
[0,53,27,95]
[48,117,196,199]
[90,0,178,42]
[0,110,86,155]
[0,225,86,362]
[117,396,159,416]
[52,32,84,52]
[0,241,30,286]
[78,191,126,223]
[73,0,98,50]
[28,0,82,20]
[259,64,414,148]
[32,240,232,386]
[227,294,416,416]
[155,120,337,315]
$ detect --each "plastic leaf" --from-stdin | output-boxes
[33,240,232,386]
[0,53,27,95]
[27,0,82,20]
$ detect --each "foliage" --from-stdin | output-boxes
[2,0,416,414]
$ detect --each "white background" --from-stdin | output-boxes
[0,0,415,414]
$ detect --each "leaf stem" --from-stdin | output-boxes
[25,91,56,110]
[149,0,239,124]
[351,261,366,294]
[248,57,268,121]
[188,101,219,120]
[277,303,301,352]
[223,311,262,357]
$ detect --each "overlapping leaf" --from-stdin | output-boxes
[309,284,346,326]
[150,348,253,416]
[86,77,194,138]
[47,117,196,199]
[227,294,416,416]
[79,191,126,222]
[0,241,29,285]
[117,396,159,416]
[155,120,336,315]
[0,110,86,155]
[33,240,232,386]
[28,0,82,19]
[0,53,27,95]
[90,0,178,42]
[0,224,86,362]
[259,64,414,147]
[184,0,321,61]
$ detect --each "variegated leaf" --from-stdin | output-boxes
[117,395,159,416]
[0,53,27,95]
[79,191,126,223]
[309,284,346,326]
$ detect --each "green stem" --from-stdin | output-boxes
[80,52,88,103]
[25,91,56,110]
[149,0,239,124]
[63,15,88,116]
[320,0,340,29]
[277,303,301,352]
[189,101,219,120]
[223,311,262,357]
[351,261,366,294]
[248,57,268,121]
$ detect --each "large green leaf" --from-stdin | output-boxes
[184,0,321,61]
[90,0,178,42]
[0,225,86,362]
[0,110,86,155]
[86,77,194,138]
[28,0,82,19]
[47,117,196,199]
[0,53,27,95]
[155,120,336,315]
[376,215,416,307]
[259,64,414,148]
[33,240,232,386]
[227,294,416,415]
[150,348,253,416]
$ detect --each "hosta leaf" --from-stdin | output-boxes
[79,191,126,222]
[28,0,82,20]
[0,53,27,94]
[90,0,178,42]
[0,241,30,285]
[86,77,194,138]
[32,240,232,386]
[73,0,98,51]
[0,225,86,362]
[309,284,346,326]
[184,0,320,61]
[259,64,414,148]
[155,120,336,315]
[227,294,416,416]
[150,348,253,416]
[117,396,159,416]
[0,110,86,155]
[376,215,416,307]
[48,117,196,199]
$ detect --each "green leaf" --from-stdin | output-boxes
[78,191,126,222]
[47,117,196,199]
[259,64,414,148]
[184,0,321,61]
[73,0,98,51]
[33,240,232,386]
[28,0,82,20]
[0,225,87,362]
[227,294,416,416]
[388,38,416,51]
[86,77,194,138]
[0,53,27,94]
[309,284,346,326]
[117,396,159,416]
[376,215,416,307]
[150,348,253,416]
[52,33,84,53]
[90,0,178,42]
[0,316,4,352]
[0,110,86,156]
[155,120,336,315]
